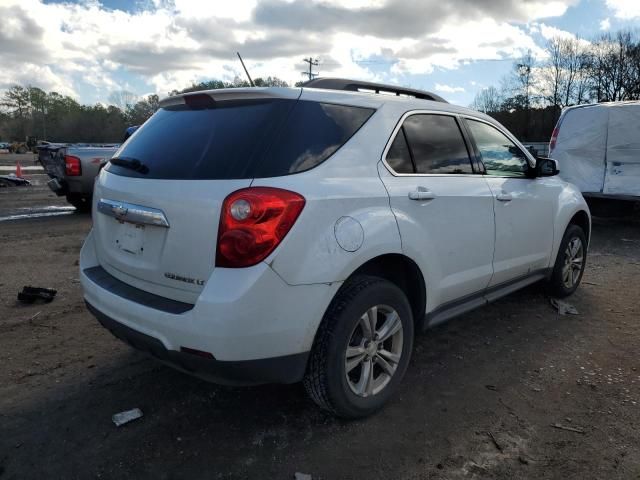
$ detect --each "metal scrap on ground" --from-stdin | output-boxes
[550,298,579,316]
[112,408,143,427]
[551,423,585,434]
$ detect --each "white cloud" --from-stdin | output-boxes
[434,83,465,93]
[600,17,611,30]
[538,23,577,40]
[535,23,591,48]
[606,0,640,19]
[0,0,579,103]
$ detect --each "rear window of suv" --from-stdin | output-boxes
[105,98,374,180]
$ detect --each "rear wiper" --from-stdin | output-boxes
[110,156,149,174]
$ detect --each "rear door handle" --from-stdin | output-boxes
[496,192,513,202]
[408,188,436,201]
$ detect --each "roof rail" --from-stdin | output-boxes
[301,77,448,103]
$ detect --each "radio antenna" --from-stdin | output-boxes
[236,52,255,87]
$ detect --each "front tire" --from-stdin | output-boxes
[304,275,414,418]
[548,224,587,297]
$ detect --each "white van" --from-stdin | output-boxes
[549,101,640,202]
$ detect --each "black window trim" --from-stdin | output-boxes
[460,115,537,179]
[381,110,482,177]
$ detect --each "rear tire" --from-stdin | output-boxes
[304,275,414,418]
[548,224,587,298]
[66,194,92,213]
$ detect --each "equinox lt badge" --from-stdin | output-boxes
[164,272,205,286]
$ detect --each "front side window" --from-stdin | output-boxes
[466,120,530,177]
[401,114,473,174]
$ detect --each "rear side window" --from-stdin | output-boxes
[385,128,414,174]
[106,99,374,180]
[401,114,473,174]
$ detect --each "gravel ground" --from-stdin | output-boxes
[0,170,639,480]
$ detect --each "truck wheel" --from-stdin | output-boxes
[304,275,414,418]
[66,194,92,213]
[548,225,587,298]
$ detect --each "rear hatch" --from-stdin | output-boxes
[92,87,375,303]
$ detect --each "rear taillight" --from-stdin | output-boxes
[65,155,82,176]
[216,187,305,268]
[549,126,559,153]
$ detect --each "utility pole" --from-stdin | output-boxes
[302,57,319,81]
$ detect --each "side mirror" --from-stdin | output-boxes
[535,157,559,177]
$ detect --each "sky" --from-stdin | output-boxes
[0,0,639,107]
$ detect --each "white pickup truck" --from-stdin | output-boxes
[38,144,119,211]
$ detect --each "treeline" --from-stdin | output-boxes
[0,76,289,143]
[471,30,640,141]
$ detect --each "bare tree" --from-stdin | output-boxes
[108,90,138,110]
[471,86,503,113]
[540,37,589,110]
[586,31,639,102]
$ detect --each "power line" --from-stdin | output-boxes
[302,57,319,80]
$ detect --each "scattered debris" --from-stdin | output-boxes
[583,281,601,286]
[17,286,57,304]
[0,174,31,187]
[112,408,143,427]
[26,310,56,329]
[487,431,503,452]
[550,298,579,316]
[550,423,585,434]
[294,473,312,480]
[485,384,498,391]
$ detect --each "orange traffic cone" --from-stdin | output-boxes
[15,162,23,178]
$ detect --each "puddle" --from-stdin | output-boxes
[0,206,76,222]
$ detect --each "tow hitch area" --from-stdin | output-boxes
[47,177,66,195]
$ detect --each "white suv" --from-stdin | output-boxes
[80,78,590,418]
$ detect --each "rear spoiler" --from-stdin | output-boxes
[159,87,302,109]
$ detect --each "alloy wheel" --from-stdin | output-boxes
[344,305,404,397]
[562,237,584,288]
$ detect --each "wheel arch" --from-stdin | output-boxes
[568,209,591,245]
[346,253,427,329]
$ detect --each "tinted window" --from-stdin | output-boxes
[261,102,374,177]
[385,128,414,173]
[466,120,530,177]
[402,114,473,174]
[106,99,374,180]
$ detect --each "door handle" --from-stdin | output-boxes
[496,192,513,202]
[408,188,436,201]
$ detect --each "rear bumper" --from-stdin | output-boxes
[80,229,341,383]
[86,302,309,385]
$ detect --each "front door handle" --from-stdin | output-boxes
[408,187,436,201]
[496,192,513,202]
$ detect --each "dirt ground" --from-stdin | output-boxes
[1,160,639,479]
